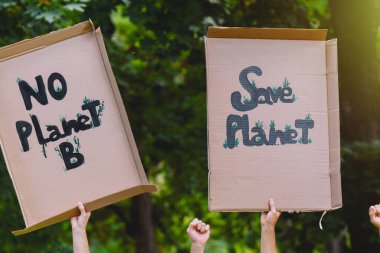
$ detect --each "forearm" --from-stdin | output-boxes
[73,230,90,253]
[190,243,205,253]
[260,227,277,253]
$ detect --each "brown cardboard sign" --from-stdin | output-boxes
[0,21,157,235]
[205,27,341,212]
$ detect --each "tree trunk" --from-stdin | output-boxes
[330,0,380,141]
[132,193,156,253]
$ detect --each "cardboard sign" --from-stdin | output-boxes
[205,27,341,212]
[0,21,157,235]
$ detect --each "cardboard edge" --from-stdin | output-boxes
[12,184,157,236]
[209,207,339,212]
[204,37,212,211]
[0,20,95,61]
[207,27,328,41]
[326,38,342,209]
[94,28,155,187]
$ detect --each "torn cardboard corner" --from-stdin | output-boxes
[0,20,157,236]
[205,27,341,212]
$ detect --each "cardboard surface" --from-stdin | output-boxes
[205,27,341,212]
[0,21,157,235]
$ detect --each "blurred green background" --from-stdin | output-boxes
[1,0,380,252]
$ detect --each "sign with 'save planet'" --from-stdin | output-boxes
[205,27,342,212]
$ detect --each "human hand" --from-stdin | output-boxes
[261,198,281,231]
[187,218,211,248]
[369,204,380,230]
[71,202,91,234]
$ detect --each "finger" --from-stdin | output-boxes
[200,223,207,233]
[376,205,380,214]
[261,212,268,224]
[369,206,376,217]
[205,224,210,231]
[70,217,77,227]
[190,218,199,226]
[86,212,91,221]
[78,202,86,216]
[269,198,276,213]
[197,222,202,231]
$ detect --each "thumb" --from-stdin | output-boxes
[78,202,86,217]
[269,198,276,213]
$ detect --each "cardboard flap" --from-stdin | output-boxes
[12,185,157,236]
[94,28,151,185]
[326,39,342,208]
[207,27,328,40]
[0,20,94,61]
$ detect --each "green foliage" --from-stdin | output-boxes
[234,138,239,147]
[242,96,250,104]
[255,120,263,129]
[0,0,378,252]
[282,78,290,87]
[74,136,81,153]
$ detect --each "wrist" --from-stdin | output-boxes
[72,228,87,238]
[261,224,275,233]
[191,242,206,251]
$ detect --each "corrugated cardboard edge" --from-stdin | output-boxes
[326,39,342,209]
[204,37,212,211]
[207,27,328,40]
[0,20,95,62]
[12,184,157,236]
[94,28,157,190]
[3,21,157,235]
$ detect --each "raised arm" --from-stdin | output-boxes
[71,202,91,253]
[187,218,211,253]
[260,199,281,253]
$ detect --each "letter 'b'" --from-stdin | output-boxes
[59,142,84,170]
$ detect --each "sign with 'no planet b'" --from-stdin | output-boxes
[0,21,156,235]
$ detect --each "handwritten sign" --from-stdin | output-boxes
[205,27,341,212]
[16,72,105,170]
[0,21,156,235]
[225,66,314,149]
